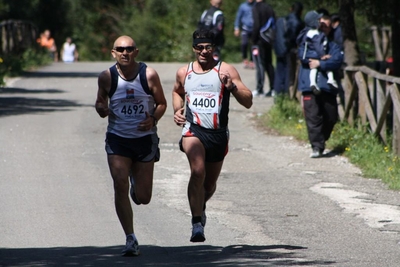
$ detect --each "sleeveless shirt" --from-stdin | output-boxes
[183,61,230,130]
[107,63,156,138]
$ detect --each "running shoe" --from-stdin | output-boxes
[190,222,206,242]
[201,210,207,227]
[129,175,141,205]
[122,235,140,256]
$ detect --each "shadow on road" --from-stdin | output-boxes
[21,71,100,78]
[0,87,88,117]
[0,244,336,266]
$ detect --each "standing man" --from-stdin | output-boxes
[296,11,344,158]
[198,0,225,61]
[251,0,275,97]
[234,0,255,69]
[273,2,304,95]
[172,29,252,242]
[95,35,167,256]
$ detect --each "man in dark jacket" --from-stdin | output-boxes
[273,2,304,95]
[296,10,344,158]
[251,0,275,97]
[198,0,225,61]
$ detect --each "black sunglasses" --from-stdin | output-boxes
[113,46,136,53]
[193,44,213,51]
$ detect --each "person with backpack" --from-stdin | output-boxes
[273,2,304,95]
[198,0,225,61]
[95,35,167,256]
[251,0,275,97]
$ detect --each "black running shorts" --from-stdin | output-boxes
[105,132,160,162]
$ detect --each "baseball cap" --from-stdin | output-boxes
[304,10,323,29]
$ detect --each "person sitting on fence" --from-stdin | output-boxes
[297,10,337,95]
[37,29,58,62]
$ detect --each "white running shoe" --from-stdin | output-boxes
[190,222,206,242]
[122,235,140,256]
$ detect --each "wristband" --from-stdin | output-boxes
[150,115,158,126]
[227,83,237,93]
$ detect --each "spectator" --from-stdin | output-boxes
[234,0,255,69]
[330,13,343,49]
[297,10,338,95]
[296,10,344,158]
[198,0,225,60]
[37,29,58,62]
[61,37,79,63]
[251,0,275,97]
[273,1,304,95]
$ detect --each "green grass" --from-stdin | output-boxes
[263,94,400,190]
[0,48,52,85]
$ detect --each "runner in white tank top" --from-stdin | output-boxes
[172,29,253,243]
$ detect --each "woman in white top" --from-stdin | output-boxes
[61,37,78,62]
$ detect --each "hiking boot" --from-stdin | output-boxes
[122,235,140,256]
[130,175,141,205]
[190,222,206,242]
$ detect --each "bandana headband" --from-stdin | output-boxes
[193,38,214,46]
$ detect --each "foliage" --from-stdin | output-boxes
[266,95,308,140]
[0,0,392,64]
[263,96,400,190]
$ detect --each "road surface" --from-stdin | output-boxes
[0,62,399,266]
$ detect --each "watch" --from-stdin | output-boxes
[150,115,158,126]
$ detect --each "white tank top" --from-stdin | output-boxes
[107,63,156,138]
[183,61,230,130]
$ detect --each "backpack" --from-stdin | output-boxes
[273,16,288,57]
[260,17,276,44]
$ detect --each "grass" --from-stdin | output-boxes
[262,94,400,190]
[0,47,52,85]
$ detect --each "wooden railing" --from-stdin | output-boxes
[342,66,400,154]
[0,20,38,54]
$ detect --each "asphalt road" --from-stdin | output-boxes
[0,62,400,267]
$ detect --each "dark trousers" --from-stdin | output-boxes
[252,42,274,94]
[302,91,339,151]
[273,56,289,95]
[240,30,252,60]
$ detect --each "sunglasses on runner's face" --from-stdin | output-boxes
[113,46,136,53]
[193,44,213,51]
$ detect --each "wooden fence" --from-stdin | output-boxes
[0,20,38,55]
[342,66,400,155]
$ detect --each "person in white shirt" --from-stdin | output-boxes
[61,37,78,63]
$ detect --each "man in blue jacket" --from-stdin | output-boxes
[234,0,255,69]
[296,10,344,158]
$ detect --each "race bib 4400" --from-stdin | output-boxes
[188,91,219,113]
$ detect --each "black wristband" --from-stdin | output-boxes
[228,83,237,92]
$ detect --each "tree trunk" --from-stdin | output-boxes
[339,0,361,66]
[392,12,400,77]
